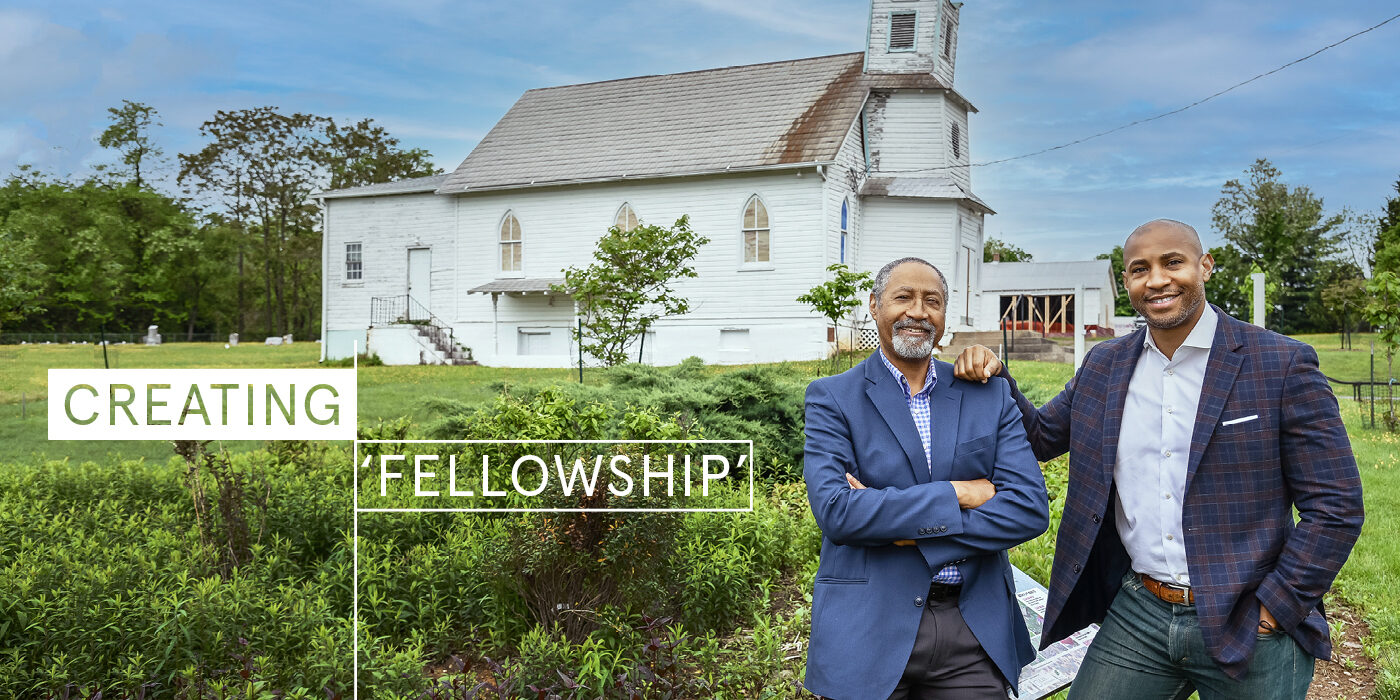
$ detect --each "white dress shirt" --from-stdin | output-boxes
[1115,305,1218,586]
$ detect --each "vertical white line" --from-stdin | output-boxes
[748,440,755,512]
[353,439,359,700]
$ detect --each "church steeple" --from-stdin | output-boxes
[864,0,961,85]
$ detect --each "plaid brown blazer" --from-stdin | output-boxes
[1002,305,1364,680]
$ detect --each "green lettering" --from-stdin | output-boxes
[147,384,171,426]
[109,384,136,426]
[266,384,295,425]
[305,384,340,426]
[179,385,210,426]
[210,384,237,426]
[64,384,99,425]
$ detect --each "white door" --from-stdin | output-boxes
[407,248,431,308]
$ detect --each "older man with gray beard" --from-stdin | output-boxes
[801,257,1047,699]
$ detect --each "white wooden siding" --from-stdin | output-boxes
[442,170,830,366]
[825,117,867,275]
[944,100,971,190]
[865,0,941,74]
[868,91,947,175]
[933,1,959,86]
[321,192,457,355]
[954,207,984,328]
[858,198,958,287]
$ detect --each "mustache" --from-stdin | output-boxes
[893,319,937,332]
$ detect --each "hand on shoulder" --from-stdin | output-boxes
[952,344,1003,384]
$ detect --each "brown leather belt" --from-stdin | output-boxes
[1139,573,1194,605]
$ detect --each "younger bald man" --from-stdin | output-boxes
[954,220,1363,699]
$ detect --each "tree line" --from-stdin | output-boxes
[986,158,1398,337]
[0,101,440,340]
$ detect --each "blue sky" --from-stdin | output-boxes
[2,0,1397,260]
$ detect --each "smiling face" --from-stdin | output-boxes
[1122,221,1214,332]
[870,261,946,361]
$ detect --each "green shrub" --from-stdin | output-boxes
[0,367,819,697]
[435,358,810,481]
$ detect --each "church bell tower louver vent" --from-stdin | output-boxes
[889,12,917,51]
[865,0,960,84]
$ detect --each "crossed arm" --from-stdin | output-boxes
[802,379,1049,571]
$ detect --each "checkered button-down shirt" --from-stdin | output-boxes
[878,349,962,585]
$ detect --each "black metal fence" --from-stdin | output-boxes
[0,332,319,345]
[0,332,217,345]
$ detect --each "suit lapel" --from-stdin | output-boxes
[928,361,961,483]
[863,354,932,483]
[1100,327,1147,487]
[1186,307,1245,488]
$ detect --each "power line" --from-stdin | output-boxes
[888,11,1400,175]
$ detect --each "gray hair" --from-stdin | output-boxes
[871,257,948,306]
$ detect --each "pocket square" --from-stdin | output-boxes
[1222,414,1259,426]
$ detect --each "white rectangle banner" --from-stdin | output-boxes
[48,368,357,440]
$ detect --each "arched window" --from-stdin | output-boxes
[742,195,770,264]
[840,199,849,264]
[499,212,522,273]
[614,203,640,232]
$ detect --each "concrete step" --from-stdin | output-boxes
[1004,350,1073,364]
[944,336,1066,359]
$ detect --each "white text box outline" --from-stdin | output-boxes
[351,438,755,698]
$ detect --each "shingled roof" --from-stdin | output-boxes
[315,173,449,200]
[859,175,995,214]
[982,260,1117,294]
[438,53,878,194]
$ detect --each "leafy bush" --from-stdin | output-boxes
[438,358,809,481]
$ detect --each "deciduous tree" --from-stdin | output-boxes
[554,216,709,367]
[1375,178,1400,277]
[98,100,164,189]
[1210,158,1351,334]
[797,264,873,371]
[1096,245,1133,316]
[180,107,328,338]
[323,118,441,190]
[983,237,1032,262]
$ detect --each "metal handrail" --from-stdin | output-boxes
[370,295,468,359]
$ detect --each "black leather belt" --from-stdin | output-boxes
[928,582,963,601]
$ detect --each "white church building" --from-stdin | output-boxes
[318,0,993,366]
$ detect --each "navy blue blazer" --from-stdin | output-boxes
[802,353,1049,699]
[1003,307,1364,679]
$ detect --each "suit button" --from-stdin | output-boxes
[1073,564,1081,573]
[915,597,924,607]
[1092,514,1101,523]
[939,526,948,533]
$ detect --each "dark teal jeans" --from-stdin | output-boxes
[1066,573,1314,700]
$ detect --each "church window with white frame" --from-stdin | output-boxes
[840,199,849,264]
[345,242,362,280]
[615,203,640,232]
[499,212,522,273]
[742,195,770,264]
